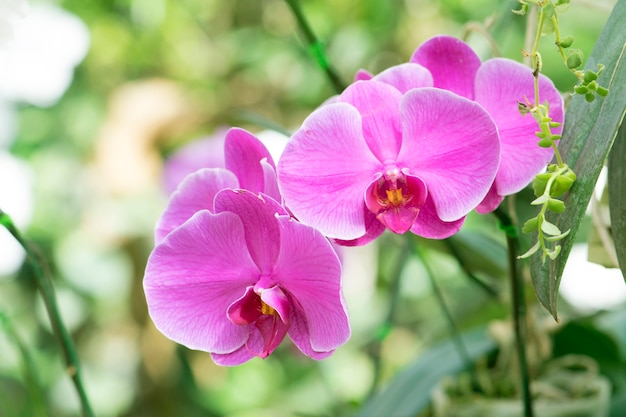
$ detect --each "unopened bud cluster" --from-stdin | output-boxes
[519,164,576,261]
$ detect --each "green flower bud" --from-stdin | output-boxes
[566,50,583,69]
[558,36,574,48]
[551,174,575,197]
[541,16,556,35]
[533,173,551,197]
[522,217,539,233]
[583,70,598,83]
[513,1,528,16]
[547,198,565,213]
[597,87,609,97]
[538,137,553,148]
[541,219,562,236]
[585,92,595,102]
[518,101,530,115]
[587,80,598,91]
[574,85,588,94]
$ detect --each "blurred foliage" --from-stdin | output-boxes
[0,0,622,417]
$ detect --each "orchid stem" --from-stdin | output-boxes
[283,0,346,94]
[0,310,49,417]
[493,206,534,417]
[0,209,95,417]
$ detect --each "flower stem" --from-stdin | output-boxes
[283,0,346,94]
[494,206,534,417]
[0,310,49,417]
[0,209,95,417]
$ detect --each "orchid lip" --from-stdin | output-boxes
[226,283,291,358]
[365,168,428,234]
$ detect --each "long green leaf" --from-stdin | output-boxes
[356,327,496,417]
[608,120,626,280]
[530,0,626,320]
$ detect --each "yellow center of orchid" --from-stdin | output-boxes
[260,300,277,316]
[385,188,404,207]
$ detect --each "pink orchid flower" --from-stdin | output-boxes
[277,80,501,244]
[361,35,564,213]
[144,189,350,365]
[162,128,227,195]
[155,127,281,243]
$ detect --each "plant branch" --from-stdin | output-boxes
[0,311,49,417]
[0,209,95,417]
[284,0,346,94]
[493,206,534,417]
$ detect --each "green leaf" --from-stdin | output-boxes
[530,0,626,321]
[519,240,541,259]
[608,118,626,280]
[541,219,562,235]
[357,327,496,417]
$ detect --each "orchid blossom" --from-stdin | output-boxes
[144,189,350,365]
[277,80,500,244]
[155,127,281,243]
[360,36,564,213]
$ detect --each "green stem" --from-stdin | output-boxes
[0,311,49,417]
[283,0,345,94]
[412,243,478,384]
[0,210,95,417]
[493,207,534,417]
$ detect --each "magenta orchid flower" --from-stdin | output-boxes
[144,189,350,365]
[361,35,564,213]
[155,127,281,243]
[162,128,228,195]
[277,80,500,244]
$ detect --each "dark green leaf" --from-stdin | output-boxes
[530,0,626,320]
[608,120,626,280]
[356,327,496,417]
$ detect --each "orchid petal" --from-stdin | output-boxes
[334,209,386,246]
[278,103,381,240]
[410,196,466,239]
[213,189,284,274]
[411,35,481,99]
[250,315,289,358]
[476,183,505,214]
[225,127,275,194]
[258,285,291,324]
[287,301,335,360]
[339,81,403,162]
[155,168,239,244]
[355,68,373,81]
[373,62,434,93]
[163,131,227,195]
[398,88,500,221]
[475,58,562,196]
[227,286,263,325]
[260,158,282,202]
[273,217,350,353]
[211,345,256,366]
[144,210,258,354]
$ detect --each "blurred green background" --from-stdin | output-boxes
[0,0,622,416]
